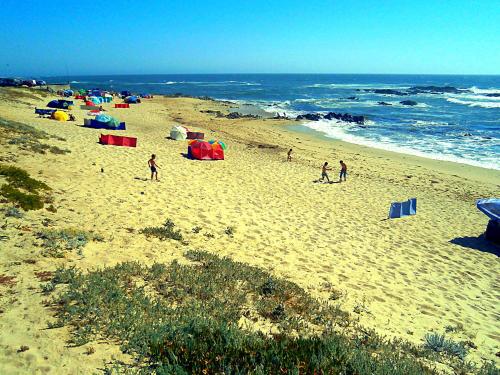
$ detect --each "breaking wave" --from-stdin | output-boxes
[446,98,500,108]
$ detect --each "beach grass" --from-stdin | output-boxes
[0,117,69,155]
[0,164,51,210]
[45,250,446,374]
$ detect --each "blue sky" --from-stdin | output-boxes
[1,0,499,76]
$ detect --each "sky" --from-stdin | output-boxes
[0,0,499,76]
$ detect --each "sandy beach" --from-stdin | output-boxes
[0,88,498,374]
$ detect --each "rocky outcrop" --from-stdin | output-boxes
[224,112,261,119]
[400,100,418,106]
[357,86,471,96]
[362,89,408,96]
[200,110,260,119]
[295,113,322,121]
[485,93,500,97]
[408,86,469,94]
[296,112,365,124]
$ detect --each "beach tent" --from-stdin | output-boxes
[35,108,56,116]
[209,140,227,150]
[89,96,104,105]
[124,95,139,104]
[476,198,500,243]
[121,90,132,98]
[47,99,73,109]
[63,89,74,97]
[189,141,213,160]
[211,143,225,160]
[53,111,69,121]
[170,125,187,140]
[95,114,122,129]
[388,198,417,219]
[188,140,224,160]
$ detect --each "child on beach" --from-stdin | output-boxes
[320,162,331,183]
[148,154,159,181]
[287,149,293,162]
[339,160,347,182]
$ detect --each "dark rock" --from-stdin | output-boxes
[400,100,418,106]
[297,112,364,124]
[346,96,358,100]
[225,112,260,119]
[378,101,392,106]
[408,86,469,94]
[485,93,500,97]
[372,89,408,96]
[200,110,260,119]
[296,113,322,121]
[352,115,365,124]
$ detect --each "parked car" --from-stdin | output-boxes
[0,78,22,87]
[22,79,37,87]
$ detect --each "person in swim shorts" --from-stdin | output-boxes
[320,162,331,183]
[339,160,347,182]
[148,154,159,181]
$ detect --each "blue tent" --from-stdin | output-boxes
[47,99,73,109]
[125,95,139,103]
[121,90,131,98]
[35,108,56,116]
[63,89,74,97]
[388,198,417,219]
[86,114,125,130]
[89,96,104,104]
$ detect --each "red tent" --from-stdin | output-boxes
[190,141,212,160]
[188,141,224,160]
[99,134,137,147]
[211,143,224,160]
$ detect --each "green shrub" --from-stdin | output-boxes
[5,206,23,218]
[140,219,183,241]
[36,229,103,257]
[0,185,44,210]
[0,117,68,154]
[0,164,49,192]
[424,333,468,360]
[47,250,450,374]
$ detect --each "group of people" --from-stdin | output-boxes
[321,160,347,183]
[288,149,347,183]
[148,150,347,183]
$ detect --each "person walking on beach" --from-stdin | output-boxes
[320,162,331,183]
[287,148,293,162]
[339,160,347,182]
[148,154,159,181]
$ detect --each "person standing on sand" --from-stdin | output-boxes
[339,160,347,182]
[287,148,293,162]
[320,162,331,183]
[148,154,159,181]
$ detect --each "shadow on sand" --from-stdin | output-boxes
[312,179,340,184]
[450,235,499,256]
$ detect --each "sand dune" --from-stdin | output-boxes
[0,89,498,373]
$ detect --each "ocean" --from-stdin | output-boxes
[55,74,499,170]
